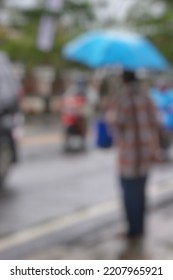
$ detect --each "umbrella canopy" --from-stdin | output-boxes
[62,30,169,71]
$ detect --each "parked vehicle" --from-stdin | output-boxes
[0,52,23,186]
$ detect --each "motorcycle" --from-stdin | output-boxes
[61,94,87,151]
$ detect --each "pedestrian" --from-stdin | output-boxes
[114,71,161,256]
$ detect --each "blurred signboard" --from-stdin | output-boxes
[45,0,64,12]
[36,0,64,52]
[36,16,56,52]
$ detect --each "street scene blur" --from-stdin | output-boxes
[0,0,173,260]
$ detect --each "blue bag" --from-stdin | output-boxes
[96,119,113,148]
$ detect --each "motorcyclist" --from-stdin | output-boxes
[61,79,87,150]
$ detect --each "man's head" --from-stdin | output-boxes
[122,71,137,83]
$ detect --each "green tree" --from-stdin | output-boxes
[126,0,173,63]
[1,0,95,69]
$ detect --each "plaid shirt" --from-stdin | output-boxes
[115,83,160,178]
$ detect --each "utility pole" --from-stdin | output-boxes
[36,0,64,114]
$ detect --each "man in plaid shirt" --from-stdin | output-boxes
[115,71,161,247]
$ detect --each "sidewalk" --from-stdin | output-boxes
[24,115,60,137]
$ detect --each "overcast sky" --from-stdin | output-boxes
[92,0,136,21]
[7,0,37,8]
[7,0,135,21]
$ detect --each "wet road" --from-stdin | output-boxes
[0,130,173,259]
[0,139,118,237]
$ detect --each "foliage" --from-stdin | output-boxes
[0,0,95,69]
[126,0,173,63]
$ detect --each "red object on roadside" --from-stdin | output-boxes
[62,115,78,126]
[61,95,86,126]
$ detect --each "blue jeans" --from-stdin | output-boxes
[120,176,147,237]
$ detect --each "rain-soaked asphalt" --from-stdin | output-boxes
[0,130,173,259]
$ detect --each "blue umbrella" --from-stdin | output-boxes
[62,30,169,71]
